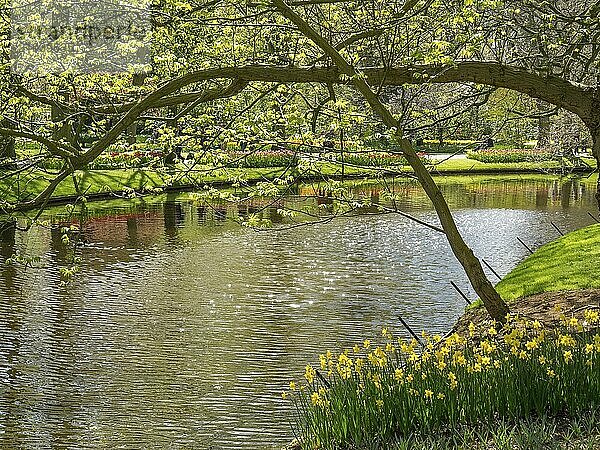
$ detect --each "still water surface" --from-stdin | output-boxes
[0,175,598,449]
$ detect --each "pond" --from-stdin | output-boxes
[0,175,598,449]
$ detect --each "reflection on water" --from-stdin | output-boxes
[0,175,598,449]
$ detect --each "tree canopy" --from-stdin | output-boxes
[1,0,600,320]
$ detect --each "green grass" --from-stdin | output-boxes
[0,167,286,203]
[432,158,596,172]
[496,224,600,302]
[434,159,555,172]
[323,157,595,174]
[466,149,554,164]
[0,156,596,205]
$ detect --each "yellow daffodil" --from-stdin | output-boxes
[310,392,320,405]
[557,334,576,347]
[319,354,327,370]
[468,322,476,337]
[305,364,316,383]
[585,344,594,354]
[355,358,364,374]
[448,372,458,390]
[584,310,599,324]
[394,368,404,381]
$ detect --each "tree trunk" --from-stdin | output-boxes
[398,139,510,321]
[592,130,600,212]
[536,100,552,151]
[51,89,76,146]
[272,0,510,322]
[0,119,16,160]
[127,73,147,145]
[587,94,600,212]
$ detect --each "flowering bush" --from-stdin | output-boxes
[223,150,299,168]
[285,311,600,449]
[88,150,165,169]
[467,148,555,163]
[342,152,409,167]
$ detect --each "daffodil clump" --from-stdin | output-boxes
[285,311,600,449]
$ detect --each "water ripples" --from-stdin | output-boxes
[0,177,598,448]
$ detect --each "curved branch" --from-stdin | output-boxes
[9,78,249,213]
[376,63,594,121]
[94,62,594,122]
[14,62,592,123]
[79,78,248,167]
[0,127,78,159]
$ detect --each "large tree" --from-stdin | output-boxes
[2,0,599,321]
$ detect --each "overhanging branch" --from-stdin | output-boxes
[89,62,593,122]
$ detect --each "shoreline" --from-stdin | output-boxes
[3,164,596,213]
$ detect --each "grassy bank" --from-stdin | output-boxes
[0,166,284,204]
[431,157,595,172]
[495,223,600,302]
[1,157,595,206]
